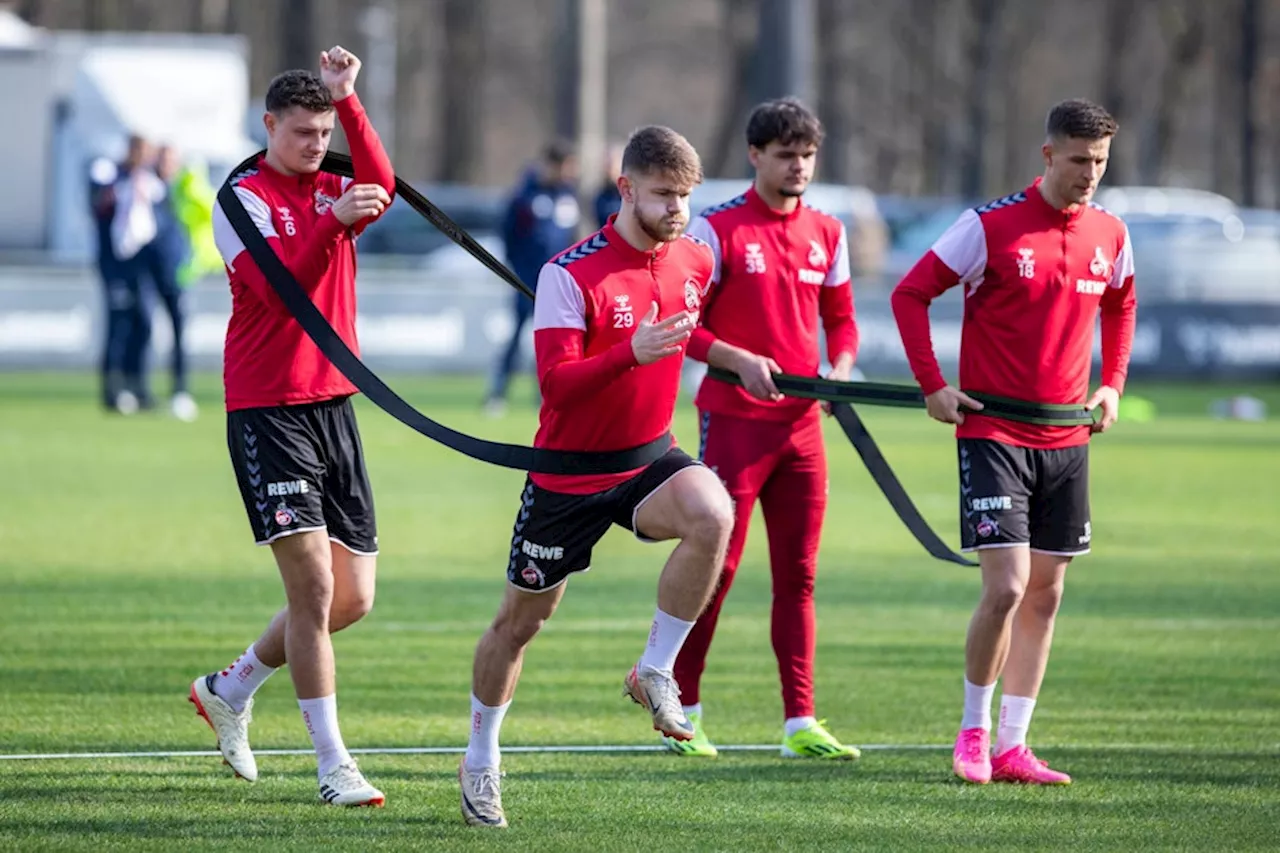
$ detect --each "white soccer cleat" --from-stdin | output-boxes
[188,674,258,782]
[318,760,386,807]
[459,761,508,827]
[623,663,695,741]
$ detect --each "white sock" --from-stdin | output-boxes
[465,694,511,771]
[961,678,996,731]
[682,702,702,718]
[298,695,352,778]
[212,644,276,713]
[784,716,818,738]
[995,695,1037,756]
[638,609,695,674]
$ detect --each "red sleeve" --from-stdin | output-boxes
[233,214,348,310]
[890,250,962,396]
[687,324,716,363]
[820,285,858,363]
[333,92,396,234]
[1100,274,1136,394]
[535,327,639,409]
[334,93,395,194]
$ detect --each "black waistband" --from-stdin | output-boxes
[702,367,1096,427]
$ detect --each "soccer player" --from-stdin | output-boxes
[891,99,1136,785]
[459,126,735,828]
[670,97,860,760]
[191,46,396,807]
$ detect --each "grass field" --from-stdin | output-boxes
[1,372,1277,851]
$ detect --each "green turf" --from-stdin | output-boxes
[0,372,1277,851]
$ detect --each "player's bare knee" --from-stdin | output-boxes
[494,608,546,650]
[1024,578,1064,622]
[682,490,734,555]
[330,587,375,632]
[981,576,1026,618]
[287,584,333,629]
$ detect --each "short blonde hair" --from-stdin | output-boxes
[621,125,703,187]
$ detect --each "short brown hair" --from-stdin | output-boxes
[621,125,703,187]
[746,97,824,149]
[1046,99,1118,141]
[265,69,332,115]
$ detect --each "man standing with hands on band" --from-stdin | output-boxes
[195,46,395,807]
[673,97,861,761]
[891,98,1136,785]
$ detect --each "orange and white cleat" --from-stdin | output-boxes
[189,674,258,782]
[623,663,694,741]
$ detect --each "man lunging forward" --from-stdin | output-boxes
[673,97,860,760]
[193,47,395,806]
[892,99,1136,785]
[459,126,734,828]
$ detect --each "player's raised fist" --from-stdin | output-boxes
[320,45,361,99]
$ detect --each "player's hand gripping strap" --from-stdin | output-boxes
[216,151,673,475]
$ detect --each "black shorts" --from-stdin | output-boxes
[958,438,1090,556]
[506,448,703,593]
[226,397,378,554]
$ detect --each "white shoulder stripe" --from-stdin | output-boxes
[532,263,587,331]
[211,185,276,273]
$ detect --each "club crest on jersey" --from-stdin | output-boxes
[976,517,998,539]
[1089,246,1111,278]
[314,189,338,216]
[1016,248,1035,278]
[521,560,545,588]
[744,242,767,274]
[808,239,827,268]
[683,278,702,312]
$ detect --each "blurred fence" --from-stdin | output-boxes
[2,264,1278,381]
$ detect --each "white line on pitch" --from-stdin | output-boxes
[0,743,948,761]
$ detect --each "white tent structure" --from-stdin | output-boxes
[0,10,257,259]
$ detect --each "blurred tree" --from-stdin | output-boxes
[1141,0,1206,185]
[279,0,313,75]
[705,0,760,180]
[1240,0,1260,205]
[961,0,1002,199]
[438,0,486,183]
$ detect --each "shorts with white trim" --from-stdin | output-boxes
[958,438,1090,556]
[226,396,378,554]
[506,447,701,592]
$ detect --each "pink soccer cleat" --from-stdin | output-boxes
[952,727,992,784]
[991,745,1072,785]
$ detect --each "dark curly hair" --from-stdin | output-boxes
[264,69,332,115]
[746,97,825,150]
